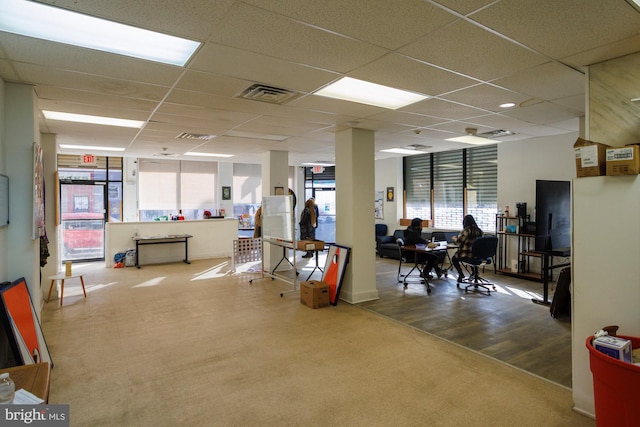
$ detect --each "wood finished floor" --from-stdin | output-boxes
[357,256,572,388]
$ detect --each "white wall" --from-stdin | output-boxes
[374,156,403,233]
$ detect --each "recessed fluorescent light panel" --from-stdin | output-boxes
[0,0,200,66]
[43,111,145,128]
[59,144,125,152]
[445,135,498,145]
[381,148,429,155]
[184,152,235,158]
[314,77,429,109]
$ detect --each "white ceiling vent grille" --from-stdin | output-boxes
[176,132,215,141]
[238,84,300,105]
[477,129,517,138]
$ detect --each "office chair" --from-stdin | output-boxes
[396,237,431,293]
[458,236,498,295]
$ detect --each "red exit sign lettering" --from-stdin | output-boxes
[82,154,96,165]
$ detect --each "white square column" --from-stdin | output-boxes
[262,150,290,271]
[335,128,379,303]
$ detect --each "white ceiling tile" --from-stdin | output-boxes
[242,0,456,50]
[440,84,532,112]
[350,53,479,97]
[492,62,585,101]
[207,2,388,74]
[399,19,548,81]
[470,0,640,59]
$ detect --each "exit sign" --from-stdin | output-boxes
[82,154,96,165]
[312,166,324,174]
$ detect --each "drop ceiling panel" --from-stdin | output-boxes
[288,94,386,118]
[401,98,491,120]
[470,0,640,60]
[11,63,170,101]
[369,110,447,128]
[440,84,532,112]
[561,35,640,68]
[36,0,235,41]
[35,86,159,113]
[350,53,479,97]
[242,0,457,50]
[502,101,582,125]
[206,2,388,74]
[165,89,279,115]
[433,0,498,15]
[38,99,151,121]
[492,62,585,102]
[400,19,548,82]
[0,34,183,85]
[189,43,339,93]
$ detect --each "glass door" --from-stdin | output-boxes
[311,188,336,244]
[59,183,106,262]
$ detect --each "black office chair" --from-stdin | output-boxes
[458,236,498,295]
[396,237,432,293]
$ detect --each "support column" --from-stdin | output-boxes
[261,151,289,271]
[335,128,378,303]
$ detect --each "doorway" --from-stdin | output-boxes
[59,182,106,262]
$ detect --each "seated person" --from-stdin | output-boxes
[403,218,445,279]
[451,214,484,283]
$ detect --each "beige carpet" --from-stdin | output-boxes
[41,259,594,426]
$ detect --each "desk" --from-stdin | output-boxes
[47,272,86,306]
[401,242,448,293]
[0,362,50,403]
[133,234,192,268]
[531,248,571,306]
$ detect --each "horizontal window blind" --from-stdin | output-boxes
[466,145,497,230]
[404,154,431,220]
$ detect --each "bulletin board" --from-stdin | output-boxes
[262,195,294,242]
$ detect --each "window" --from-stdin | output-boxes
[404,146,497,231]
[466,145,498,231]
[138,159,217,221]
[433,150,464,229]
[233,163,262,227]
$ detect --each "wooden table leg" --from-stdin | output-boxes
[80,275,87,298]
[59,279,65,306]
[46,280,55,303]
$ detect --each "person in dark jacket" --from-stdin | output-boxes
[452,214,484,282]
[299,198,318,258]
[403,218,445,279]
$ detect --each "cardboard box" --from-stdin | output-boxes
[606,144,640,176]
[300,280,330,309]
[593,336,632,363]
[297,240,325,251]
[574,137,610,177]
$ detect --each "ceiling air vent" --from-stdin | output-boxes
[237,84,300,105]
[176,132,215,141]
[477,129,517,139]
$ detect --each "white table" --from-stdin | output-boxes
[47,272,87,306]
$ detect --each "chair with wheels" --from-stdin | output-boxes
[458,236,498,295]
[396,238,431,293]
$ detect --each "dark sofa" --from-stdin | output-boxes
[376,229,460,259]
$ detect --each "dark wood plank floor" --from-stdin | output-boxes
[357,256,572,388]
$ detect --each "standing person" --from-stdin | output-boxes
[451,214,484,283]
[403,218,444,279]
[253,205,262,238]
[299,198,317,258]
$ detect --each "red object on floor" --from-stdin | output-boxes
[586,334,640,426]
[324,248,340,304]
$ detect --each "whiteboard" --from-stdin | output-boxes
[262,195,293,242]
[0,174,8,227]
